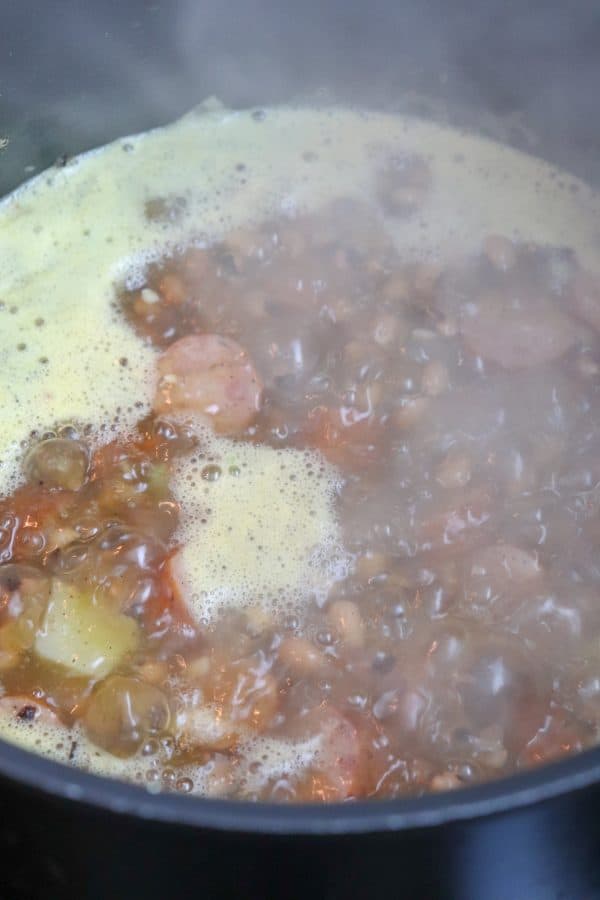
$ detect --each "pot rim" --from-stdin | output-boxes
[0,735,599,834]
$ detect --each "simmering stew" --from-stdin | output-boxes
[1,105,600,802]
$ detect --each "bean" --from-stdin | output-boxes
[176,705,240,752]
[392,396,429,430]
[353,382,383,412]
[430,772,462,792]
[436,315,458,337]
[344,340,374,366]
[355,551,390,581]
[158,273,187,305]
[185,656,211,680]
[327,600,364,649]
[470,544,542,584]
[372,313,401,347]
[421,360,450,397]
[278,637,326,675]
[134,660,169,685]
[435,450,472,489]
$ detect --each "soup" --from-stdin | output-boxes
[0,104,599,801]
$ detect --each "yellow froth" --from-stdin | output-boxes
[0,705,322,798]
[2,102,600,496]
[1,100,600,786]
[0,712,165,788]
[171,431,345,623]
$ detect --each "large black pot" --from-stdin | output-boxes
[1,2,600,897]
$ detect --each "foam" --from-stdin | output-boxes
[2,102,600,496]
[0,700,323,798]
[170,426,347,624]
[1,100,600,787]
[0,712,140,781]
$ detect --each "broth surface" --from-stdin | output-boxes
[0,104,600,801]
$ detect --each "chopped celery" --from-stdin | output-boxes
[35,580,139,677]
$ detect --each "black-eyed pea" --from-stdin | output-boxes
[135,659,169,685]
[481,746,509,769]
[421,360,450,397]
[385,568,417,590]
[435,450,472,489]
[343,340,372,366]
[354,381,384,412]
[430,772,462,792]
[186,656,211,681]
[392,396,429,430]
[372,313,402,347]
[327,600,364,649]
[356,551,390,581]
[176,705,240,752]
[45,525,79,551]
[411,328,437,343]
[278,637,326,675]
[436,315,458,338]
[158,273,187,306]
[332,297,355,323]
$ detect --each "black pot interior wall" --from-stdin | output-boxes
[2,0,600,197]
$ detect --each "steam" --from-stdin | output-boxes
[2,0,600,197]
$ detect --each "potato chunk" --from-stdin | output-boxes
[35,580,139,677]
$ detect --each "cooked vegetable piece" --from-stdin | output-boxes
[1,200,600,804]
[35,580,139,677]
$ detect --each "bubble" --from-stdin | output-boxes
[201,464,222,482]
[176,777,193,793]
